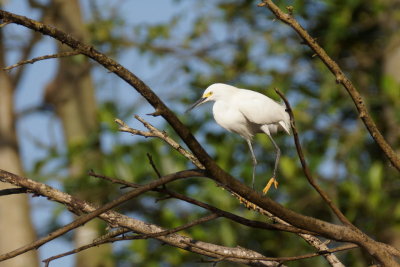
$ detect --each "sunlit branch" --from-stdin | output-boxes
[43,214,219,267]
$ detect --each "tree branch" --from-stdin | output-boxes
[275,88,354,230]
[3,51,80,71]
[115,116,204,169]
[43,214,219,266]
[192,242,357,264]
[258,0,400,171]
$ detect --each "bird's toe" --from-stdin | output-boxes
[262,177,279,195]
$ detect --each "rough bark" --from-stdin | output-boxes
[0,27,39,267]
[44,1,112,266]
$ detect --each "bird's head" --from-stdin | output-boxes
[185,83,235,113]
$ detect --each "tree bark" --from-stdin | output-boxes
[0,28,39,267]
[44,1,113,266]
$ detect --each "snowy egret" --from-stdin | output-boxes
[186,83,290,194]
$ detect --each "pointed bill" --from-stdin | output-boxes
[185,97,207,113]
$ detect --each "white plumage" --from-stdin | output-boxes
[186,83,290,193]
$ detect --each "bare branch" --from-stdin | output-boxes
[258,0,400,171]
[3,51,80,71]
[115,116,204,169]
[146,153,162,178]
[199,243,358,264]
[88,170,140,188]
[43,214,219,266]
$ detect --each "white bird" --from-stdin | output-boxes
[186,83,290,194]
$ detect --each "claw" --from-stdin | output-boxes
[262,177,279,195]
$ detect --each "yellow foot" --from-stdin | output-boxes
[262,177,279,195]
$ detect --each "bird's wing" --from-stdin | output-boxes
[235,89,288,126]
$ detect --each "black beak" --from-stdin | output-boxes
[185,97,207,113]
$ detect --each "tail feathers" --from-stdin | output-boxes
[279,120,291,135]
[278,103,291,135]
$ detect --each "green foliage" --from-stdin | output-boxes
[29,0,400,266]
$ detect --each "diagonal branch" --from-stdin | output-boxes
[115,116,204,169]
[258,0,400,171]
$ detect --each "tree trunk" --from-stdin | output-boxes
[0,31,39,267]
[44,1,113,266]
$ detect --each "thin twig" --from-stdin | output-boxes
[11,31,42,88]
[93,228,131,243]
[3,51,81,71]
[115,116,204,169]
[258,0,400,171]
[88,170,140,188]
[146,153,162,178]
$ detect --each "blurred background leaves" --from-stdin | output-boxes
[2,0,400,266]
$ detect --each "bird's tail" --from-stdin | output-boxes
[279,107,291,135]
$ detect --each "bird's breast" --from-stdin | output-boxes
[212,101,256,139]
